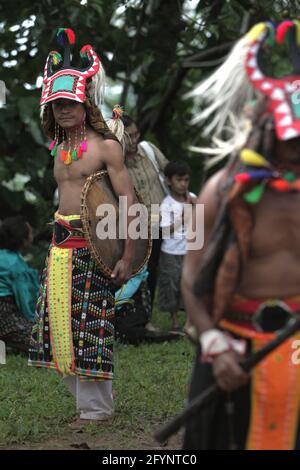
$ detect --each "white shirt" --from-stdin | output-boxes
[160,193,196,255]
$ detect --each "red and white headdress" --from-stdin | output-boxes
[40,28,104,107]
[245,21,300,141]
[187,20,300,167]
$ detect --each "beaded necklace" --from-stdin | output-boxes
[49,121,88,165]
[234,149,300,204]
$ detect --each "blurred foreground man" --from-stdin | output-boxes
[182,21,300,450]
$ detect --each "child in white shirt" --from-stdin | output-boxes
[158,161,196,330]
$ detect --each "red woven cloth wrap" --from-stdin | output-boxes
[52,218,87,248]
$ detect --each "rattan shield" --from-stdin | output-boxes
[81,170,152,278]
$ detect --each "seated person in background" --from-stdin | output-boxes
[115,266,181,344]
[114,267,154,344]
[158,161,197,331]
[0,216,39,352]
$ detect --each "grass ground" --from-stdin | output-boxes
[0,309,195,450]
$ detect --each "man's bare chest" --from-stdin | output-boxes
[250,190,300,256]
[54,153,105,183]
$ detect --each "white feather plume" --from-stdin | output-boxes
[106,115,126,155]
[91,63,106,108]
[186,34,260,166]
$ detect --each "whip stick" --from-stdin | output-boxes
[154,316,300,443]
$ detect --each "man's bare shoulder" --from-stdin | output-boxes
[102,139,124,169]
[86,132,122,165]
[90,135,122,160]
[101,138,123,155]
[198,168,227,203]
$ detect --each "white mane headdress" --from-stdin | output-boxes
[186,25,268,168]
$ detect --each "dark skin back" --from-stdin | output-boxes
[52,98,136,285]
[181,119,300,392]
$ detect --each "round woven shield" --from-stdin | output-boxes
[81,170,152,278]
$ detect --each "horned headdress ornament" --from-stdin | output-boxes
[188,20,300,167]
[40,28,105,108]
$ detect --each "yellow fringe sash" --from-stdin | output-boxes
[46,213,79,375]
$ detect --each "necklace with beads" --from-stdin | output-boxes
[234,148,300,204]
[49,121,88,165]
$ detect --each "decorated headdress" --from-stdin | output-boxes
[105,104,126,154]
[188,20,300,167]
[40,28,105,107]
[40,28,112,165]
[106,105,124,140]
[245,20,300,140]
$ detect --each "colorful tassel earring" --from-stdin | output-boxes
[71,127,78,161]
[79,119,87,157]
[49,122,59,157]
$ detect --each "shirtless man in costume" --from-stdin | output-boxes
[28,28,135,426]
[182,21,300,449]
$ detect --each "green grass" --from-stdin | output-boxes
[0,308,195,447]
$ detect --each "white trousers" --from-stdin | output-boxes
[64,376,114,420]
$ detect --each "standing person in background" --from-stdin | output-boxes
[158,161,196,331]
[121,114,169,317]
[107,108,179,341]
[0,216,38,353]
